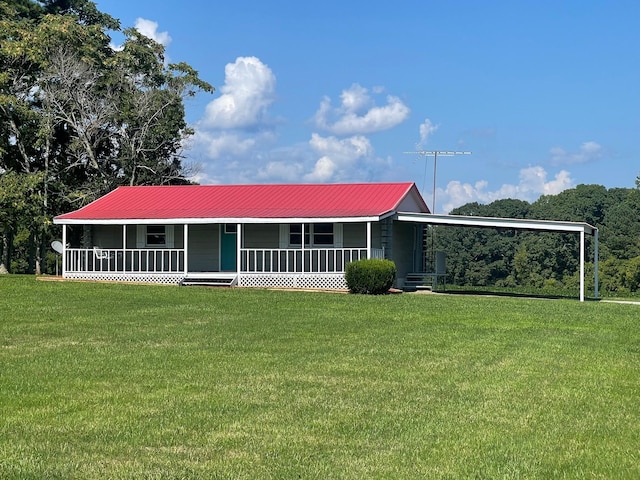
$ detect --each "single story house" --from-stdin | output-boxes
[53,182,599,300]
[53,182,430,290]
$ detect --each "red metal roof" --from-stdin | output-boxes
[54,183,429,222]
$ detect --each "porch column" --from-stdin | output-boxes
[122,225,126,274]
[184,224,189,275]
[236,223,241,282]
[62,224,67,276]
[301,223,305,273]
[366,221,371,258]
[580,230,585,302]
[594,229,599,299]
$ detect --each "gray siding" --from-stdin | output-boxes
[93,225,122,248]
[397,190,428,213]
[172,226,184,249]
[126,227,136,249]
[188,224,219,272]
[342,222,383,248]
[342,223,365,248]
[371,222,382,249]
[391,221,421,285]
[243,224,279,248]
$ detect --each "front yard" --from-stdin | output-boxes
[1,276,638,478]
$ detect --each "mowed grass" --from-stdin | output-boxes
[1,276,639,479]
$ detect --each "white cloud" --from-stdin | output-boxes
[419,118,439,144]
[309,133,373,158]
[304,133,375,182]
[188,57,280,182]
[192,131,259,159]
[134,18,172,47]
[257,160,306,182]
[305,157,337,182]
[202,56,275,130]
[550,141,603,166]
[313,83,410,135]
[436,166,574,214]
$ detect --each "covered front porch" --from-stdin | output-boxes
[60,221,386,289]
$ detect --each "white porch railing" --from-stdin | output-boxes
[65,248,185,274]
[64,247,384,276]
[240,247,385,273]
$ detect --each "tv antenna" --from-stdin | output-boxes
[403,150,471,213]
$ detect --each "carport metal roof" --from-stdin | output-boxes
[395,212,599,302]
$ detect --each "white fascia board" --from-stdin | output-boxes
[396,212,597,235]
[53,215,381,225]
[379,210,397,221]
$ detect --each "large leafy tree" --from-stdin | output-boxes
[0,0,213,273]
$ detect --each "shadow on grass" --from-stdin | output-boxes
[440,288,601,302]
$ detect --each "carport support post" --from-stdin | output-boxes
[594,229,599,299]
[580,230,585,302]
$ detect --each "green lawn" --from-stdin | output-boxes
[1,276,638,479]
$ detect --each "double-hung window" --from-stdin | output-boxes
[312,223,333,245]
[289,223,334,247]
[146,226,166,246]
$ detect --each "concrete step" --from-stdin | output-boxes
[180,276,237,287]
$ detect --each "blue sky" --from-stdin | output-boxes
[98,0,639,213]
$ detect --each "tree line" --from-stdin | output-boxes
[0,0,213,273]
[433,182,640,296]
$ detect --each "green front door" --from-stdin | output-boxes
[220,224,237,271]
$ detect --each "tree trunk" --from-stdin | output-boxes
[0,232,7,274]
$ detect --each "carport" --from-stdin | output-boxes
[396,212,599,302]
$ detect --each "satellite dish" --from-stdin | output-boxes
[51,241,64,254]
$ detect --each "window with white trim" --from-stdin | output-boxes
[146,225,166,246]
[289,223,334,247]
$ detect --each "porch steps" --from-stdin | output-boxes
[403,273,430,292]
[180,275,238,287]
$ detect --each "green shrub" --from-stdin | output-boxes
[345,258,396,294]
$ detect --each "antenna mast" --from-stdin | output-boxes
[403,150,471,213]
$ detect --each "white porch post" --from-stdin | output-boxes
[366,221,372,258]
[236,223,241,283]
[184,224,189,275]
[580,230,585,302]
[122,225,127,274]
[62,224,67,276]
[301,223,305,273]
[594,229,599,299]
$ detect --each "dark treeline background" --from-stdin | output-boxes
[432,183,640,296]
